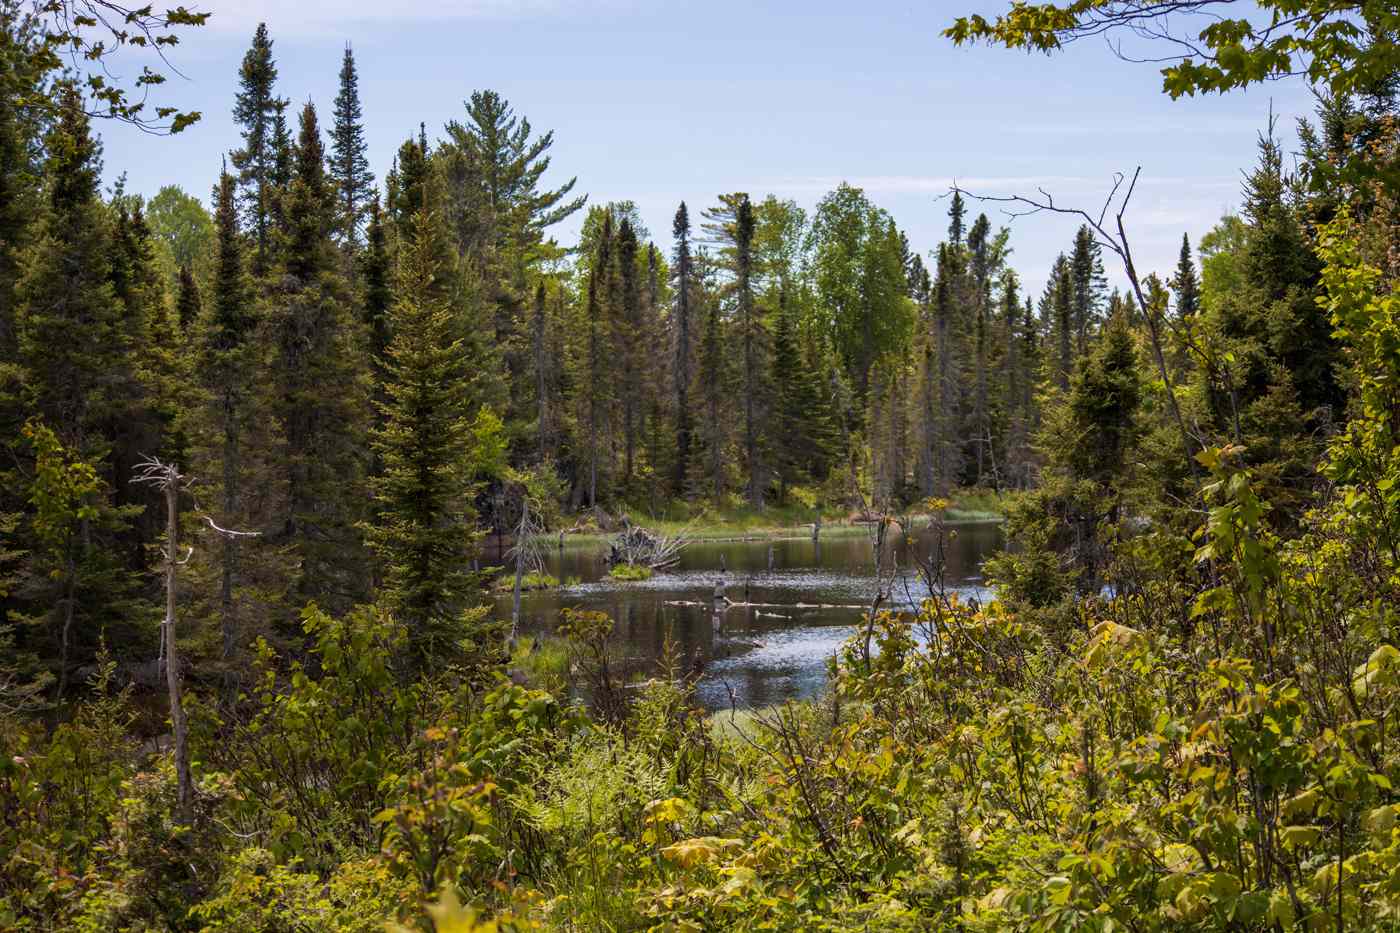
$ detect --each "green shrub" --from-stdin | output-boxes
[608,562,653,581]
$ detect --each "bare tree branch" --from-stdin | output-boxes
[953,171,1204,477]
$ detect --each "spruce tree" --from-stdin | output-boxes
[230,23,281,270]
[361,196,391,380]
[617,219,640,486]
[366,203,487,669]
[771,287,836,499]
[272,102,369,608]
[269,98,293,193]
[0,13,45,362]
[735,195,764,507]
[1172,233,1200,319]
[15,86,143,691]
[969,215,993,483]
[194,171,280,685]
[1069,225,1106,356]
[1048,255,1073,390]
[642,244,670,503]
[932,244,958,491]
[1242,126,1338,415]
[110,204,185,564]
[532,280,553,460]
[583,217,612,507]
[1001,271,1025,486]
[672,202,694,496]
[696,250,726,501]
[947,189,966,247]
[771,287,802,499]
[330,44,373,253]
[1068,308,1140,487]
[18,85,125,457]
[386,136,427,241]
[176,265,202,330]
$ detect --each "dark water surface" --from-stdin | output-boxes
[489,522,1002,710]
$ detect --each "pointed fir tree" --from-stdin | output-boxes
[192,170,284,685]
[1047,255,1074,390]
[0,13,46,363]
[734,195,765,507]
[386,136,427,241]
[18,85,126,458]
[642,243,670,501]
[109,204,186,564]
[532,280,553,460]
[176,264,202,330]
[696,250,726,501]
[1068,306,1141,488]
[932,243,959,492]
[1069,225,1106,357]
[330,44,373,254]
[672,202,694,496]
[230,23,280,269]
[771,286,836,499]
[948,189,966,247]
[583,216,612,507]
[258,97,293,267]
[14,86,143,694]
[1243,123,1338,415]
[1172,233,1200,320]
[616,218,642,487]
[1000,270,1025,485]
[361,196,392,383]
[365,202,490,671]
[272,102,369,608]
[968,215,994,483]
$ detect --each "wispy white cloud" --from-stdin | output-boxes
[203,0,616,36]
[760,173,1239,203]
[761,174,1095,196]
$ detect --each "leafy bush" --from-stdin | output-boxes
[608,562,653,581]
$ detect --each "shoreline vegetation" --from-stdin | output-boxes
[516,489,1006,549]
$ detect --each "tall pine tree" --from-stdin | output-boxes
[230,23,281,271]
[272,102,369,608]
[330,44,373,254]
[366,203,488,670]
[672,202,694,497]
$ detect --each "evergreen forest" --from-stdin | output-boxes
[4,1,1400,929]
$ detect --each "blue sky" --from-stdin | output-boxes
[100,0,1315,298]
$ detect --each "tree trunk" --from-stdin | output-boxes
[220,390,238,697]
[534,285,550,460]
[56,560,76,702]
[510,498,528,642]
[162,476,193,822]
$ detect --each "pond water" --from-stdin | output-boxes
[488,522,1003,711]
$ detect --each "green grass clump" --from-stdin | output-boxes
[944,487,1007,522]
[608,562,653,581]
[492,570,559,593]
[509,635,570,693]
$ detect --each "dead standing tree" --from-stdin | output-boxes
[132,457,259,822]
[506,493,547,644]
[954,170,1204,479]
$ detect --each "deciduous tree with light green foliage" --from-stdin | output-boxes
[144,184,214,288]
[945,1,1400,102]
[807,182,912,406]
